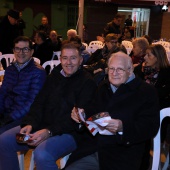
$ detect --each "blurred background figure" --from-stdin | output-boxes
[69,36,90,65]
[33,30,53,65]
[37,16,51,37]
[131,37,149,65]
[122,27,132,41]
[124,15,133,27]
[17,11,26,36]
[0,9,20,54]
[103,13,123,39]
[48,30,62,51]
[82,24,89,44]
[67,29,77,40]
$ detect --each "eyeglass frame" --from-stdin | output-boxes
[13,47,32,53]
[108,67,130,74]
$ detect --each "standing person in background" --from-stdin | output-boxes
[103,14,123,40]
[37,16,51,37]
[0,9,20,54]
[67,29,77,40]
[124,15,133,27]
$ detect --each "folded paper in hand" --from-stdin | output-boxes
[78,109,115,136]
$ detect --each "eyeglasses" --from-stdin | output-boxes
[13,47,31,53]
[108,67,127,74]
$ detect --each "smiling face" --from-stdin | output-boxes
[13,41,34,66]
[108,54,132,87]
[144,49,158,68]
[60,48,83,77]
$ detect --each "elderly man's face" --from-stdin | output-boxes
[60,48,83,77]
[13,41,33,66]
[108,56,131,87]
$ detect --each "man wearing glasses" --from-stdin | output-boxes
[0,36,46,134]
[72,52,160,170]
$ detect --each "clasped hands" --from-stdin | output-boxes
[71,107,123,133]
[20,125,50,146]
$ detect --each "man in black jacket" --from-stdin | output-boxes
[104,13,122,38]
[0,43,97,170]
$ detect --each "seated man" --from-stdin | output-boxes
[72,52,160,170]
[33,30,53,65]
[48,30,62,52]
[0,43,97,170]
[0,36,46,134]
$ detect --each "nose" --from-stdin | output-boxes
[66,58,71,64]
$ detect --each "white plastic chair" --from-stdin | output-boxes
[87,41,104,54]
[42,60,60,74]
[51,51,61,60]
[121,40,133,55]
[0,54,15,68]
[152,107,170,170]
[19,150,71,170]
[33,57,40,64]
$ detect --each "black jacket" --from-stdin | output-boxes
[95,78,160,170]
[0,16,20,54]
[21,66,97,164]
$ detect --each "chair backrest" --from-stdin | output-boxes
[42,60,60,74]
[33,57,41,64]
[152,107,170,170]
[121,40,133,55]
[89,41,104,49]
[51,51,61,60]
[0,54,15,68]
[153,41,170,52]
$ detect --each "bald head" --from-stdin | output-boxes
[108,52,134,87]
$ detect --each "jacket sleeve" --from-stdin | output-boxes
[118,86,160,146]
[10,70,46,120]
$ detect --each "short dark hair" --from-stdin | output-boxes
[61,43,81,56]
[36,30,47,42]
[13,36,33,49]
[114,14,122,19]
[69,36,82,45]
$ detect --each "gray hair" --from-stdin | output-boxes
[108,51,134,71]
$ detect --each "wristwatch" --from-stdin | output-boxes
[48,130,53,137]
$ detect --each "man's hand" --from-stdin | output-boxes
[71,107,82,123]
[104,119,123,133]
[27,129,50,146]
[20,125,32,135]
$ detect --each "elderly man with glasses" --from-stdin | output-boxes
[0,36,46,134]
[72,51,160,170]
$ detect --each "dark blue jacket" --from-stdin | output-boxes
[0,58,46,120]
